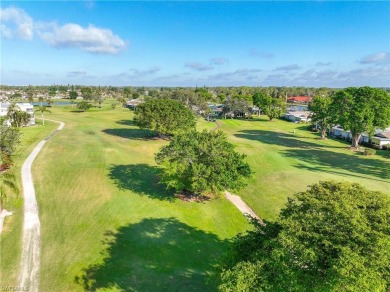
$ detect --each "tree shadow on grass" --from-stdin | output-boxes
[75,218,227,291]
[102,128,156,140]
[108,164,175,201]
[235,129,390,182]
[116,119,137,126]
[235,129,328,149]
[282,148,390,182]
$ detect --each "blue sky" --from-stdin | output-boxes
[1,1,389,87]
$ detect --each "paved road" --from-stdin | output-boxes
[18,120,64,292]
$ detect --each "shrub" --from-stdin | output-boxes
[363,148,376,156]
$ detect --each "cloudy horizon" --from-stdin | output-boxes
[1,1,389,87]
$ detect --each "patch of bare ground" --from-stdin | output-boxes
[175,191,211,202]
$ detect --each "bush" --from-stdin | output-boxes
[363,148,376,156]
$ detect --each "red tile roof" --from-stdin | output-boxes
[287,96,312,103]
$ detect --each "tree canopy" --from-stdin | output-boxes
[69,90,78,100]
[134,98,195,136]
[252,93,285,121]
[308,95,332,139]
[223,97,251,119]
[155,129,252,196]
[330,87,390,148]
[219,180,390,291]
[76,101,92,112]
[0,117,20,168]
[80,87,94,101]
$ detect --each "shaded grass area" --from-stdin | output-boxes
[211,116,390,219]
[27,101,249,291]
[108,164,175,201]
[0,120,58,286]
[236,129,390,181]
[6,102,389,290]
[76,218,225,291]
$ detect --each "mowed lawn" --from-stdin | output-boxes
[3,101,390,291]
[29,102,249,291]
[216,116,390,220]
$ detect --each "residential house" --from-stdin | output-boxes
[283,111,312,123]
[330,126,390,145]
[371,132,390,149]
[126,99,144,110]
[0,102,35,126]
[287,96,312,104]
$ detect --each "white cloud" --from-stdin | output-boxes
[0,6,33,39]
[210,57,229,65]
[185,62,214,71]
[67,70,87,77]
[36,22,126,54]
[275,64,301,71]
[1,6,126,54]
[360,52,390,65]
[315,61,332,67]
[130,66,161,77]
[248,49,274,59]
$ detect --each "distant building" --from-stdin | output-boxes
[0,102,35,126]
[371,132,390,149]
[283,111,312,123]
[287,96,312,103]
[126,99,144,110]
[330,126,390,147]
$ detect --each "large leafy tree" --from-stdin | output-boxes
[219,181,390,291]
[0,117,20,168]
[155,129,252,196]
[76,101,92,112]
[330,87,390,148]
[80,87,94,101]
[134,98,195,136]
[252,93,285,121]
[308,95,332,139]
[223,97,251,119]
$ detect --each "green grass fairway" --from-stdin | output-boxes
[2,101,389,291]
[29,102,249,291]
[216,116,390,219]
[1,120,58,286]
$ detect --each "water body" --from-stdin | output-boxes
[287,105,309,111]
[32,101,73,106]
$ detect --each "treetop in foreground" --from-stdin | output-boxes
[219,180,390,291]
[134,98,195,136]
[155,129,252,196]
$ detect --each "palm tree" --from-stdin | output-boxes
[0,171,19,212]
[34,106,51,126]
[6,103,21,127]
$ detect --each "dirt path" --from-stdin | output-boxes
[211,120,221,131]
[225,191,263,223]
[18,119,64,292]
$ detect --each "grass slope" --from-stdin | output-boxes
[3,102,389,291]
[217,116,390,220]
[31,103,249,291]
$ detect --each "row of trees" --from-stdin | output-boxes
[310,87,390,148]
